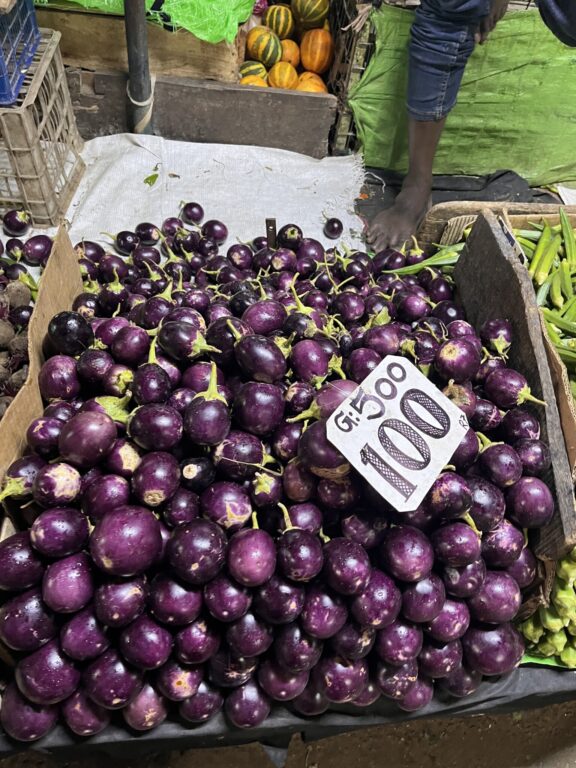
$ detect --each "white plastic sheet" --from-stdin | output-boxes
[64,134,366,249]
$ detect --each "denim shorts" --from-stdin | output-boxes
[408,0,491,121]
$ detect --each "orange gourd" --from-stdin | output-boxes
[281,39,300,67]
[300,28,334,74]
[268,61,299,90]
[240,75,269,88]
[296,79,328,93]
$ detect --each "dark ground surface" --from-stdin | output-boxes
[4,699,576,768]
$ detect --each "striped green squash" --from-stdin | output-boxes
[239,60,268,80]
[292,0,329,29]
[246,26,283,68]
[263,4,295,39]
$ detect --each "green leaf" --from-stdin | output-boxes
[143,172,159,187]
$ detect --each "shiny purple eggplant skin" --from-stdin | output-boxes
[94,577,147,628]
[60,606,109,661]
[30,506,89,558]
[90,505,162,576]
[58,411,117,469]
[149,573,202,626]
[0,532,44,591]
[131,451,180,508]
[120,614,173,670]
[168,519,227,585]
[0,682,58,742]
[61,689,110,736]
[83,649,142,709]
[42,552,94,614]
[0,588,56,652]
[15,639,81,705]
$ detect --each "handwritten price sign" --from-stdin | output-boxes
[326,356,469,512]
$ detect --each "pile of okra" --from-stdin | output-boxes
[515,210,576,405]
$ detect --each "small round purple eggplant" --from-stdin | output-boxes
[501,407,540,441]
[224,680,270,729]
[376,659,418,701]
[484,367,544,409]
[120,613,173,670]
[30,506,89,557]
[168,519,227,585]
[440,664,482,698]
[330,622,375,660]
[214,430,265,481]
[506,546,537,588]
[83,648,142,709]
[434,338,481,383]
[425,599,470,642]
[480,443,523,488]
[200,480,251,531]
[61,607,109,661]
[81,474,130,522]
[277,527,323,583]
[180,456,216,493]
[227,526,276,587]
[42,552,93,614]
[468,570,521,623]
[32,462,82,507]
[61,689,110,736]
[235,333,287,383]
[398,677,434,712]
[26,417,63,459]
[90,505,162,576]
[432,522,481,567]
[481,519,524,568]
[425,472,472,520]
[179,681,223,723]
[419,639,463,679]
[274,623,323,672]
[253,574,305,625]
[94,577,147,627]
[442,558,486,598]
[204,573,252,623]
[0,588,56,652]
[16,639,80,705]
[128,403,183,451]
[226,611,274,657]
[402,573,446,623]
[233,381,285,436]
[462,623,524,676]
[123,683,168,731]
[507,476,554,528]
[1,682,57,742]
[156,659,203,701]
[291,684,329,716]
[380,525,434,582]
[467,476,506,532]
[131,451,180,508]
[301,585,347,639]
[0,531,43,591]
[149,573,202,626]
[257,659,309,702]
[350,569,402,629]
[375,619,423,665]
[323,537,371,596]
[175,617,220,664]
[161,486,199,527]
[514,438,551,477]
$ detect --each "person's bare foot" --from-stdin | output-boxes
[366,182,431,252]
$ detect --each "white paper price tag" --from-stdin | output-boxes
[326,356,469,513]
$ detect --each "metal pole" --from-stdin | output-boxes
[124,0,154,134]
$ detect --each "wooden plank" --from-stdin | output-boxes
[66,70,337,159]
[154,77,337,158]
[35,8,239,82]
[454,211,576,561]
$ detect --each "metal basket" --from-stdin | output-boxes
[0,0,40,106]
[0,29,84,227]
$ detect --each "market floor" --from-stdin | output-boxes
[5,701,576,768]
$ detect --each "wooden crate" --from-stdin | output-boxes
[66,70,338,159]
[35,6,241,82]
[454,211,576,561]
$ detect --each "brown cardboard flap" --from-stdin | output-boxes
[0,226,82,481]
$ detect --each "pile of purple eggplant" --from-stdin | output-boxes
[0,205,554,742]
[0,210,52,417]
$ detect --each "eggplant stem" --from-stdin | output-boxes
[278,503,294,531]
[251,511,259,529]
[319,528,330,543]
[461,512,482,538]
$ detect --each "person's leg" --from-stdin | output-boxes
[367,0,491,252]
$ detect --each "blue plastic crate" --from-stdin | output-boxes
[0,0,40,106]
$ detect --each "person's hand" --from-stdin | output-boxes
[475,0,509,44]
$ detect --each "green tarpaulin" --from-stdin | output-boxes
[348,5,576,186]
[34,0,253,44]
